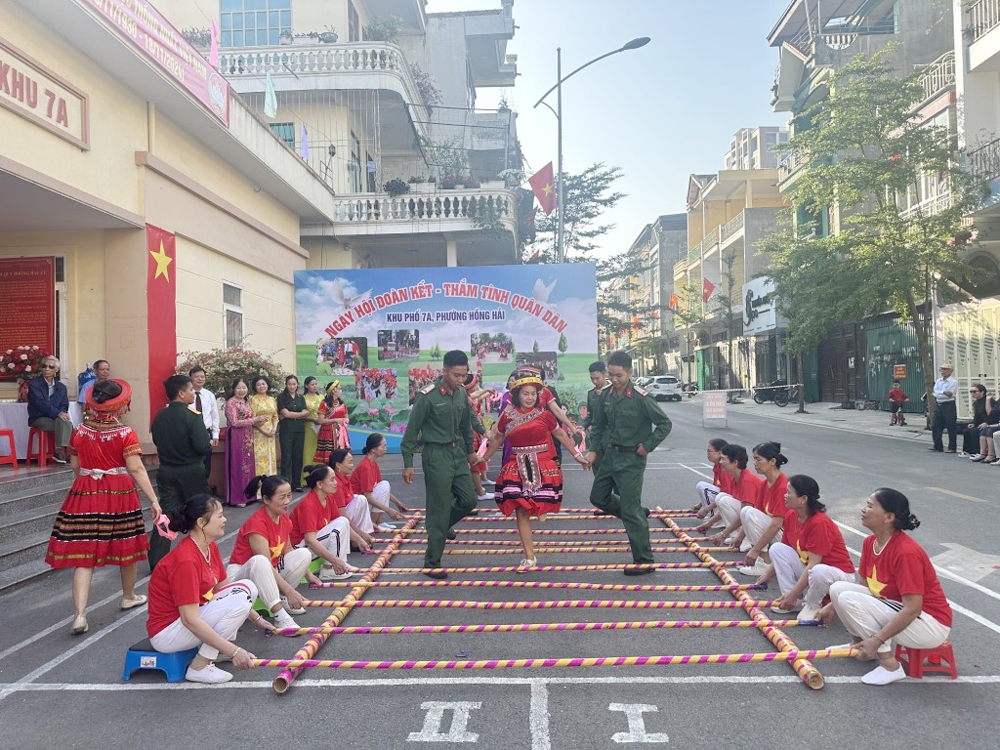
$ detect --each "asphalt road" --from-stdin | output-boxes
[2,399,998,749]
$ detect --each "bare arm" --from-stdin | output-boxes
[125,454,161,518]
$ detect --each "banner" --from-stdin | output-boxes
[0,257,55,379]
[294,265,598,452]
[146,224,176,428]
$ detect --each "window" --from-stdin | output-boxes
[220,0,290,48]
[348,0,360,42]
[269,122,295,149]
[223,283,244,348]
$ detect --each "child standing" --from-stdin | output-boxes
[888,381,908,426]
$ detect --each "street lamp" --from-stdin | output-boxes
[533,37,651,263]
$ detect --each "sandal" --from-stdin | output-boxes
[515,558,537,573]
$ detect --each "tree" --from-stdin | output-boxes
[532,340,540,353]
[557,332,568,354]
[428,343,442,360]
[760,45,983,417]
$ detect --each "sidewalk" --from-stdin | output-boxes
[688,392,932,444]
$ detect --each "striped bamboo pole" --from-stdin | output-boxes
[253,647,855,671]
[385,546,730,555]
[421,539,729,551]
[406,527,687,537]
[457,513,695,522]
[272,516,419,694]
[300,598,776,611]
[378,561,742,574]
[274,616,819,636]
[312,580,767,593]
[660,514,825,690]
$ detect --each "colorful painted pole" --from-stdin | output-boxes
[378,561,742,574]
[313,580,767,593]
[405,527,686,537]
[457,512,696,522]
[386,546,727,555]
[272,516,420,694]
[253,647,856,671]
[301,598,777,610]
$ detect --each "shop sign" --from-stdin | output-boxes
[893,364,906,380]
[0,39,89,149]
[743,277,778,335]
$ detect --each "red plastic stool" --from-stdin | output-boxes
[895,641,957,679]
[0,429,17,470]
[26,428,55,467]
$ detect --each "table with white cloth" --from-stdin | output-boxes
[0,401,84,460]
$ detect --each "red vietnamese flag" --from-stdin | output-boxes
[669,292,679,310]
[702,277,716,303]
[528,162,557,215]
[146,225,177,429]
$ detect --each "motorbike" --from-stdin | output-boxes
[753,379,791,407]
[683,382,699,398]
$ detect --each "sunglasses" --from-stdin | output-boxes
[41,364,57,369]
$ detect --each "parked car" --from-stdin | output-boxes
[646,375,682,402]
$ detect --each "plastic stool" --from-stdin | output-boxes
[300,557,324,585]
[0,429,17,470]
[26,428,54,467]
[895,641,957,679]
[122,639,198,682]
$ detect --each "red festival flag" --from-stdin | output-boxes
[528,162,557,215]
[702,277,716,303]
[668,292,679,310]
[146,225,177,428]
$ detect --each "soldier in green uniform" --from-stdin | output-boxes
[585,351,671,576]
[401,350,479,579]
[149,374,211,570]
[582,361,609,471]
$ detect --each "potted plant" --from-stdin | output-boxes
[408,176,434,194]
[319,26,339,43]
[279,28,292,45]
[383,178,410,197]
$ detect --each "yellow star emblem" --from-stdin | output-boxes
[866,562,887,597]
[796,540,808,564]
[542,182,553,196]
[149,241,173,281]
[269,540,285,561]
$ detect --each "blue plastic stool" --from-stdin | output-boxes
[122,639,198,682]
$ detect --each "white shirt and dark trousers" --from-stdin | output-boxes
[191,389,220,474]
[930,374,959,452]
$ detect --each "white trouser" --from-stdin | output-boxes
[716,493,743,529]
[769,543,855,606]
[225,549,311,610]
[369,480,392,509]
[341,494,375,534]
[829,581,950,654]
[295,516,351,565]
[695,481,719,508]
[740,506,783,549]
[150,579,257,661]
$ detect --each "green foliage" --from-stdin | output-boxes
[557,333,568,353]
[428,343,442,360]
[364,15,404,43]
[532,340,540,353]
[349,398,409,433]
[176,346,286,398]
[410,64,443,110]
[383,178,410,197]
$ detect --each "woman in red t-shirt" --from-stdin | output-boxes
[691,438,728,521]
[226,475,313,634]
[736,442,790,577]
[147,494,271,684]
[762,475,855,622]
[818,488,952,686]
[327,448,377,548]
[709,444,764,546]
[352,433,411,531]
[292,464,361,582]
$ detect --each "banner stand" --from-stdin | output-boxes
[702,390,728,428]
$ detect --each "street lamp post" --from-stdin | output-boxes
[534,37,651,263]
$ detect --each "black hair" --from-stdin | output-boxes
[972,383,985,394]
[285,374,298,386]
[871,488,921,531]
[443,349,469,368]
[720,443,749,470]
[323,381,342,407]
[244,474,291,501]
[164,374,192,401]
[252,375,272,392]
[188,366,206,377]
[708,437,728,451]
[166,493,220,534]
[93,359,109,371]
[304,376,317,389]
[511,381,541,408]
[753,441,788,468]
[228,377,249,400]
[588,360,606,373]
[788,475,825,514]
[328,448,352,471]
[303,463,335,489]
[362,433,385,454]
[92,379,123,404]
[607,350,632,370]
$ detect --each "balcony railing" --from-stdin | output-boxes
[720,212,745,243]
[968,136,1000,183]
[220,42,412,79]
[900,191,956,219]
[331,188,515,229]
[778,149,808,182]
[917,51,955,104]
[970,0,1000,43]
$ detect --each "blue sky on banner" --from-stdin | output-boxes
[294,264,598,354]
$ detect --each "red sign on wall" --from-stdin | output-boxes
[893,364,907,380]
[0,257,55,379]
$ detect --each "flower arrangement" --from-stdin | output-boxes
[175,345,286,398]
[1,345,49,380]
[441,174,479,190]
[383,178,410,197]
[349,398,409,433]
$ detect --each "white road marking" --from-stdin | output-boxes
[609,703,669,743]
[677,463,714,480]
[407,701,481,743]
[931,544,1000,583]
[828,461,861,469]
[529,679,551,750]
[930,487,985,504]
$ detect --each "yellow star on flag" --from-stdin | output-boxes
[542,182,553,196]
[149,241,173,281]
[866,563,887,597]
[269,540,285,562]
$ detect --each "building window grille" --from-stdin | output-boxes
[220,0,291,47]
[269,122,295,149]
[223,283,244,348]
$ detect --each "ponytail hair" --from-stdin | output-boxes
[328,448,351,471]
[788,474,825,514]
[244,474,291,501]
[753,441,788,468]
[871,488,921,531]
[362,433,385,455]
[166,493,220,534]
[303,463,334,489]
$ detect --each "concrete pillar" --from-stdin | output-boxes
[446,239,458,267]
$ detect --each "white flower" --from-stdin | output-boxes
[19,354,27,360]
[6,363,13,369]
[5,349,12,355]
[24,366,32,372]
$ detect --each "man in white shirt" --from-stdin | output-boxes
[188,366,220,474]
[929,363,959,453]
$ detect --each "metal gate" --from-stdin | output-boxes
[865,315,925,414]
[938,300,1000,420]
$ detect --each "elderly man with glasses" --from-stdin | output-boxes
[27,355,72,463]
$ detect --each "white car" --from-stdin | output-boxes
[647,375,682,402]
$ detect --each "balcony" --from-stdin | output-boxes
[917,51,955,105]
[778,149,809,184]
[970,0,1000,42]
[720,211,745,244]
[968,136,1000,184]
[968,0,1000,72]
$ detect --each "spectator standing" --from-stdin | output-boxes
[277,375,308,492]
[27,355,72,464]
[189,366,220,477]
[929,363,958,453]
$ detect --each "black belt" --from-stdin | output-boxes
[611,444,639,453]
[424,441,460,449]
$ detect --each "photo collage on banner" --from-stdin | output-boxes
[294,265,598,452]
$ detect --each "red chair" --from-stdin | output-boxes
[0,429,17,470]
[26,428,55,467]
[895,641,957,679]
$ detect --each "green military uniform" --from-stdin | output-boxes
[401,378,478,568]
[277,390,307,489]
[149,402,212,569]
[583,384,607,472]
[589,380,672,564]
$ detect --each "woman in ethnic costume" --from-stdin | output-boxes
[44,379,161,635]
[224,377,260,507]
[249,376,278,476]
[482,375,590,572]
[301,376,323,486]
[313,380,349,463]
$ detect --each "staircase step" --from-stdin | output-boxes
[0,530,52,571]
[0,558,54,593]
[0,480,74,518]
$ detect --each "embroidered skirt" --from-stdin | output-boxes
[495,443,563,517]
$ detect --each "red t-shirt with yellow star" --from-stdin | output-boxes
[147,536,226,638]
[289,490,342,547]
[228,507,292,568]
[755,473,789,517]
[781,511,855,573]
[859,531,952,627]
[729,469,763,504]
[712,462,732,494]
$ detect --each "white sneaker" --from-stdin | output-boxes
[770,600,803,614]
[477,493,495,502]
[280,596,306,615]
[861,664,906,686]
[482,478,496,486]
[515,558,537,574]
[738,561,768,577]
[376,522,396,532]
[798,604,820,622]
[185,663,233,684]
[274,613,301,635]
[320,566,359,581]
[739,539,752,553]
